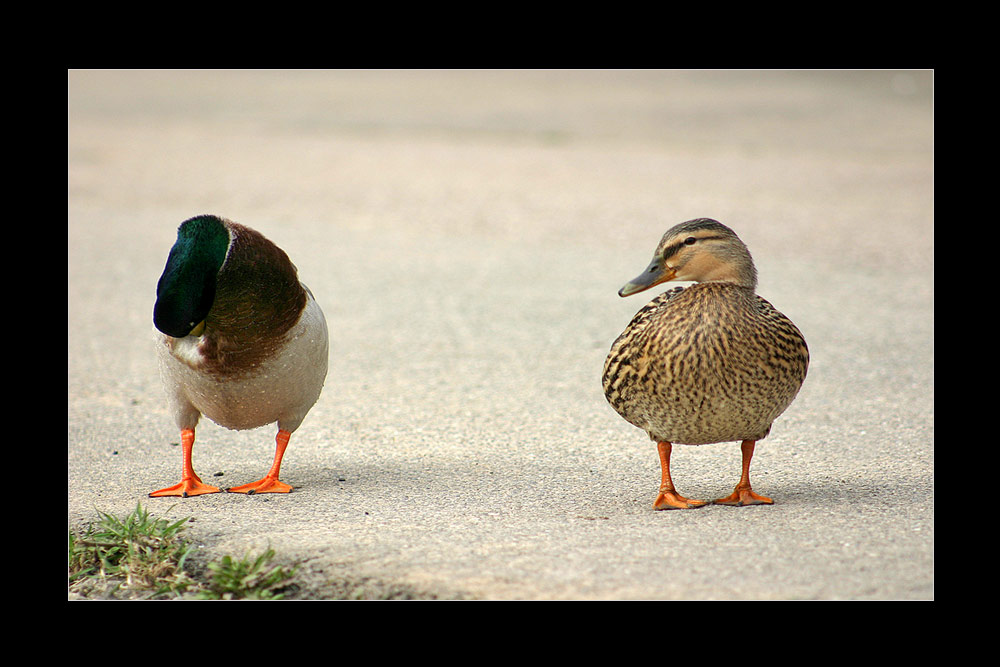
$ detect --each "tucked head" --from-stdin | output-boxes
[618,218,757,297]
[153,215,231,338]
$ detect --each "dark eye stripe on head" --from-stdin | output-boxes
[662,234,727,259]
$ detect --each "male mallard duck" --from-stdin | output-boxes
[602,218,808,510]
[150,215,329,497]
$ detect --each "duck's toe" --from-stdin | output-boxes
[227,476,293,494]
[712,485,773,506]
[149,477,221,498]
[653,489,709,510]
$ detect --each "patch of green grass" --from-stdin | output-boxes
[198,548,297,600]
[68,503,296,600]
[68,503,196,598]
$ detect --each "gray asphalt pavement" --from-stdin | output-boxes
[68,70,933,600]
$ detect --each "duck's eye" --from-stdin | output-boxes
[684,236,697,246]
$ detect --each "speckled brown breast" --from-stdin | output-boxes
[603,282,808,444]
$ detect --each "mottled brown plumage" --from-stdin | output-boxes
[602,218,808,510]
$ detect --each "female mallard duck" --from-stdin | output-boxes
[602,218,808,510]
[150,215,329,497]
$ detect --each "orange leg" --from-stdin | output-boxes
[149,428,221,498]
[227,429,294,495]
[653,441,708,510]
[713,440,774,506]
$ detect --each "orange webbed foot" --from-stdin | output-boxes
[712,440,774,506]
[227,429,295,494]
[149,476,221,498]
[652,441,707,510]
[151,428,220,497]
[713,485,774,506]
[654,489,708,510]
[227,476,293,495]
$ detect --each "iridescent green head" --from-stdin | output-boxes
[153,215,231,337]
